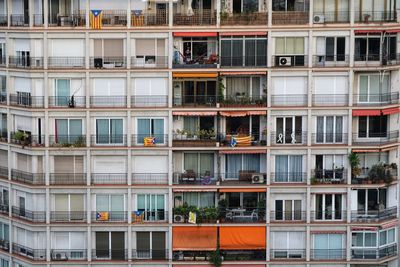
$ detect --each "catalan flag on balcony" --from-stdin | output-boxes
[230,135,252,147]
[96,211,109,221]
[132,211,144,223]
[144,137,156,146]
[90,10,103,29]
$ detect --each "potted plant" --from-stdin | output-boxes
[217,199,227,222]
[348,153,361,180]
[13,130,29,147]
[209,249,223,267]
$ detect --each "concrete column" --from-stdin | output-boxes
[43,32,48,69]
[126,32,131,70]
[127,71,131,108]
[267,0,272,27]
[28,0,34,27]
[127,0,131,29]
[85,32,89,69]
[87,225,91,261]
[85,0,90,29]
[6,0,10,28]
[43,0,48,27]
[349,0,355,26]
[306,187,311,223]
[46,225,50,261]
[216,0,221,27]
[168,0,173,27]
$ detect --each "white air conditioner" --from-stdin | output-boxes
[174,214,184,223]
[313,15,325,23]
[251,173,265,184]
[278,56,292,67]
[52,251,68,261]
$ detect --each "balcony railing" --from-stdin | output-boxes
[91,211,128,222]
[219,95,266,107]
[50,211,86,222]
[219,133,267,147]
[270,249,306,260]
[48,96,86,108]
[51,249,87,260]
[271,94,308,106]
[173,134,217,147]
[310,210,346,221]
[49,135,86,147]
[310,249,346,260]
[351,206,397,222]
[220,55,267,67]
[48,13,86,27]
[220,172,266,184]
[48,57,85,69]
[352,131,399,146]
[353,93,400,106]
[272,55,308,67]
[312,169,347,184]
[354,54,399,66]
[33,14,43,26]
[9,94,44,108]
[132,249,169,260]
[220,12,267,25]
[11,169,45,185]
[91,173,127,185]
[131,173,168,185]
[90,57,126,69]
[0,130,7,143]
[173,55,218,69]
[49,173,87,185]
[101,10,127,26]
[270,211,306,221]
[91,249,128,260]
[352,244,397,260]
[173,9,216,26]
[90,96,127,107]
[131,56,168,68]
[0,239,9,252]
[10,132,45,147]
[0,15,7,26]
[312,94,349,106]
[173,95,217,107]
[271,172,306,183]
[271,131,307,145]
[132,210,168,223]
[0,92,6,104]
[11,206,45,222]
[222,250,266,261]
[312,133,348,144]
[313,55,349,67]
[354,11,397,23]
[0,166,7,178]
[0,205,8,214]
[173,250,211,261]
[312,11,350,23]
[131,95,168,107]
[90,134,127,146]
[131,10,168,27]
[12,244,46,261]
[220,207,265,223]
[173,172,217,185]
[272,11,309,24]
[9,56,44,69]
[131,134,168,146]
[10,14,28,26]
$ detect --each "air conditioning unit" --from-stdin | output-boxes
[94,58,103,68]
[278,56,292,67]
[313,15,325,23]
[251,173,265,184]
[174,214,184,223]
[52,251,68,261]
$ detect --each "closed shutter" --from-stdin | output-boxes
[37,156,43,173]
[17,153,31,172]
[157,39,165,57]
[94,39,102,57]
[70,232,85,249]
[54,232,69,249]
[136,39,155,55]
[54,156,74,173]
[14,77,31,93]
[75,156,84,173]
[104,39,123,57]
[0,151,7,167]
[152,232,166,258]
[70,194,84,212]
[55,194,68,211]
[137,232,150,251]
[15,116,32,132]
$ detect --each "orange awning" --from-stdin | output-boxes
[352,109,381,116]
[173,226,217,251]
[219,149,266,154]
[219,31,267,36]
[381,146,398,152]
[220,188,266,193]
[220,111,248,117]
[381,219,398,229]
[173,72,218,78]
[352,149,380,153]
[382,107,400,115]
[220,71,266,76]
[220,226,266,250]
[247,110,266,116]
[173,32,217,37]
[173,111,217,116]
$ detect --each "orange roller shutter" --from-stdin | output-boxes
[219,226,266,250]
[172,226,217,251]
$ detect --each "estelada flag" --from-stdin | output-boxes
[96,211,109,221]
[90,10,103,29]
[144,137,155,146]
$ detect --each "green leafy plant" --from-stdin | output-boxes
[348,152,361,179]
[368,163,394,184]
[209,249,223,267]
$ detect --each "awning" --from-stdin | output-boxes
[352,149,381,153]
[385,29,400,33]
[220,226,266,250]
[219,149,267,154]
[172,226,217,251]
[173,72,218,78]
[220,111,266,117]
[219,188,266,193]
[173,32,217,37]
[219,31,267,36]
[220,71,266,76]
[381,146,398,152]
[351,226,379,231]
[173,188,217,192]
[352,109,381,116]
[247,110,266,116]
[354,30,383,34]
[173,111,218,116]
[381,219,398,229]
[310,230,346,234]
[382,107,400,115]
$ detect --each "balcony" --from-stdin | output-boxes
[272,11,309,24]
[9,56,44,69]
[11,169,45,185]
[48,96,86,108]
[220,12,267,25]
[271,131,307,145]
[131,173,168,185]
[173,172,216,185]
[50,211,86,222]
[131,95,168,108]
[173,250,266,261]
[0,131,7,143]
[352,164,397,185]
[312,55,350,67]
[173,95,217,107]
[132,210,168,223]
[352,244,397,260]
[312,94,349,106]
[270,211,306,222]
[271,172,306,183]
[352,131,399,146]
[354,54,398,67]
[0,15,7,26]
[0,204,8,215]
[220,172,267,185]
[310,249,346,260]
[90,57,126,69]
[0,166,7,178]
[9,94,44,108]
[173,55,218,69]
[10,132,44,147]
[354,11,397,23]
[51,249,87,261]
[90,96,127,108]
[0,92,6,104]
[0,239,9,252]
[101,10,127,27]
[33,14,43,26]
[90,134,127,146]
[351,206,397,222]
[12,244,46,261]
[272,55,308,67]
[312,11,350,23]
[91,211,128,222]
[312,133,348,145]
[131,134,168,147]
[219,133,267,147]
[47,57,85,69]
[132,249,169,260]
[220,207,265,223]
[271,94,308,106]
[48,13,86,27]
[91,173,127,185]
[219,95,266,107]
[270,249,306,260]
[173,133,217,147]
[11,206,45,222]
[131,56,168,69]
[92,249,128,260]
[49,173,87,185]
[220,55,267,68]
[173,9,216,26]
[49,135,86,147]
[131,10,168,27]
[10,14,29,26]
[311,169,347,184]
[310,210,346,221]
[353,93,399,106]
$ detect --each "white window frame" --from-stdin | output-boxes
[315,193,343,221]
[315,115,344,144]
[135,194,166,221]
[274,199,302,221]
[94,118,124,145]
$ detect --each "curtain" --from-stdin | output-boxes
[275,38,285,54]
[137,119,150,143]
[335,117,343,142]
[137,195,146,211]
[226,77,250,97]
[96,195,109,211]
[252,77,261,97]
[110,119,123,143]
[369,75,380,102]
[200,193,214,208]
[184,153,198,173]
[183,117,198,134]
[326,116,334,142]
[69,119,82,143]
[183,192,198,206]
[243,154,260,172]
[226,154,242,179]
[96,119,109,144]
[153,119,164,143]
[316,117,324,143]
[200,153,214,175]
[111,195,124,220]
[314,234,329,258]
[56,119,68,143]
[56,79,70,106]
[275,155,288,182]
[289,155,302,182]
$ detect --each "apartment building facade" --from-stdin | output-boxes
[0,0,398,267]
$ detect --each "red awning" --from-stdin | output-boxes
[310,230,346,234]
[172,111,217,116]
[173,188,217,192]
[351,226,379,231]
[382,107,400,115]
[354,30,383,34]
[220,71,266,76]
[219,149,266,154]
[381,219,398,229]
[220,111,266,117]
[386,29,400,33]
[173,32,217,37]
[247,110,266,116]
[352,149,380,153]
[352,109,381,116]
[219,31,267,36]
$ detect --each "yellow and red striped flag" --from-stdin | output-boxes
[90,10,103,29]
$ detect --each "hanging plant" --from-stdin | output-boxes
[209,249,223,267]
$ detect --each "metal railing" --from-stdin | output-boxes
[9,56,44,69]
[131,10,168,26]
[0,204,8,214]
[0,92,6,104]
[101,10,128,26]
[11,206,45,222]
[48,57,85,68]
[310,210,346,221]
[173,134,217,147]
[313,55,349,67]
[0,166,7,178]
[222,250,266,261]
[220,172,266,182]
[131,56,168,68]
[271,172,306,183]
[220,55,267,67]
[270,211,306,221]
[90,96,127,107]
[91,211,128,222]
[9,94,44,108]
[132,249,169,260]
[51,249,87,260]
[219,95,266,107]
[50,211,86,222]
[310,249,346,260]
[353,93,399,106]
[312,169,347,184]
[271,131,307,145]
[10,133,45,147]
[218,133,267,147]
[0,16,7,26]
[354,11,397,23]
[49,135,86,147]
[10,14,28,26]
[271,94,308,106]
[312,94,349,106]
[90,57,126,69]
[312,11,350,23]
[11,169,45,185]
[131,173,168,185]
[173,9,216,25]
[0,239,9,252]
[172,172,217,185]
[173,95,217,107]
[272,11,309,24]
[312,133,348,144]
[91,173,128,185]
[49,173,87,185]
[132,210,168,223]
[91,249,128,260]
[48,13,86,26]
[220,12,267,25]
[131,95,168,107]
[48,96,86,108]
[33,14,43,26]
[131,134,168,146]
[352,244,397,259]
[351,206,397,222]
[272,55,308,67]
[354,54,399,65]
[90,134,127,146]
[12,243,46,261]
[0,130,7,143]
[270,249,306,259]
[221,207,265,223]
[352,131,399,146]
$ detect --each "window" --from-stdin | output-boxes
[96,118,123,144]
[179,37,217,64]
[226,192,265,209]
[272,0,308,11]
[275,155,303,182]
[352,232,377,248]
[355,35,396,62]
[276,116,303,144]
[275,37,304,54]
[225,154,261,179]
[272,231,305,259]
[316,116,343,143]
[16,50,30,67]
[315,155,345,180]
[137,118,164,144]
[95,232,125,260]
[356,188,387,214]
[96,194,124,221]
[274,199,302,220]
[55,79,71,106]
[53,232,85,259]
[93,39,124,65]
[313,234,344,259]
[0,259,8,267]
[220,35,267,67]
[359,74,390,103]
[316,37,345,61]
[175,192,215,208]
[136,194,165,221]
[55,119,82,144]
[54,194,85,221]
[136,232,166,259]
[135,39,165,65]
[315,194,342,220]
[184,153,214,176]
[358,116,387,138]
[183,116,214,135]
[0,222,9,243]
[225,76,263,98]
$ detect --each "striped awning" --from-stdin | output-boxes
[219,31,267,36]
[352,109,381,116]
[172,111,217,116]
